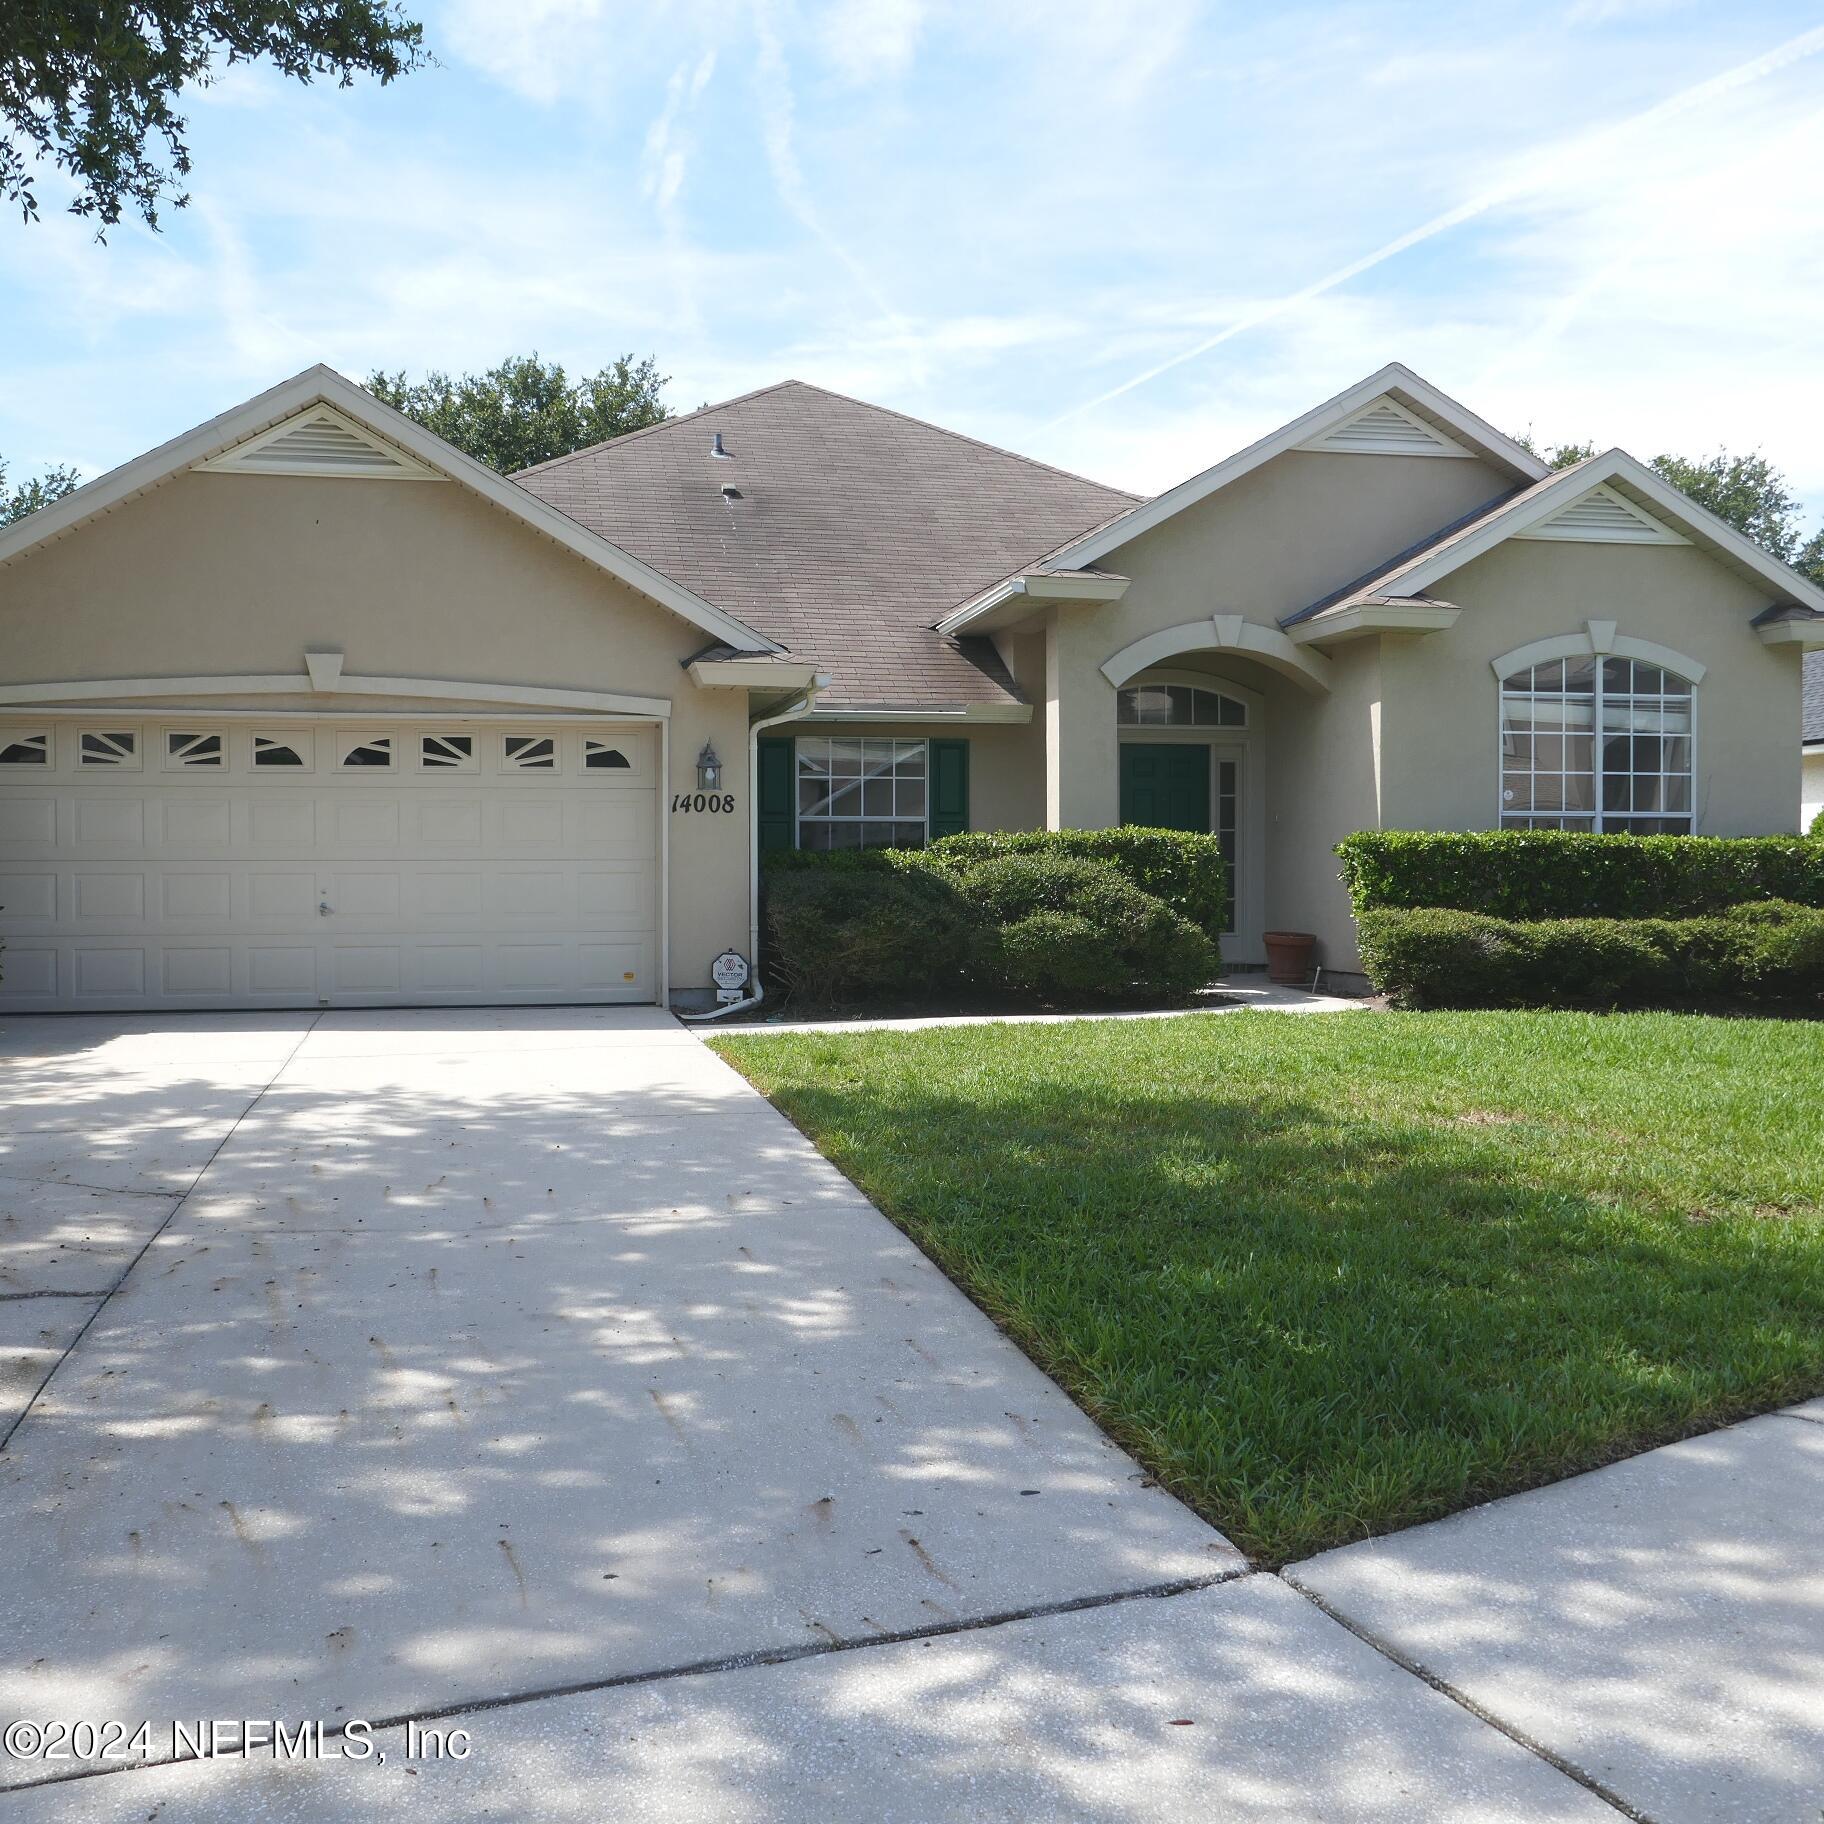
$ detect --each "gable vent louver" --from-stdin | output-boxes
[1516,483,1686,546]
[195,405,441,481]
[1300,396,1473,459]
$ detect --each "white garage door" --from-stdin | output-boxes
[0,717,659,1011]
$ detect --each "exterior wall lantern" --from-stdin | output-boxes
[695,741,723,791]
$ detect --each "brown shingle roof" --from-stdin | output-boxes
[513,381,1138,709]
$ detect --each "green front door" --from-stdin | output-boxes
[1119,741,1210,832]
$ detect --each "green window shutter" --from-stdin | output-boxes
[928,738,969,840]
[757,736,796,851]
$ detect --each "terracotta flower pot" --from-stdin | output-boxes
[1262,930,1317,985]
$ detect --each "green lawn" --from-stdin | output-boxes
[712,1010,1824,1565]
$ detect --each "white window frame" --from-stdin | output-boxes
[77,728,142,769]
[418,732,479,772]
[1498,655,1698,834]
[337,731,396,771]
[581,736,635,773]
[503,733,560,772]
[794,735,930,850]
[1116,682,1248,728]
[164,729,228,770]
[0,728,52,767]
[250,730,315,772]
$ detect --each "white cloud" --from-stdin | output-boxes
[749,0,905,326]
[439,0,609,105]
[6,0,1824,535]
[818,0,924,85]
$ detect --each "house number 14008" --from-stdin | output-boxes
[672,791,736,814]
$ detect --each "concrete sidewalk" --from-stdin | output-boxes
[705,976,1364,1037]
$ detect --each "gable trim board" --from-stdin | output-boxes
[0,669,673,720]
[0,365,778,657]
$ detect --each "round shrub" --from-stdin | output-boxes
[763,860,970,1007]
[958,854,1215,1004]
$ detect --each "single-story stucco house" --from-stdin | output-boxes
[2,361,1820,1011]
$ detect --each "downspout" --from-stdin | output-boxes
[679,673,829,1023]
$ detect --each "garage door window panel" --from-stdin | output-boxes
[505,735,558,771]
[253,734,310,770]
[339,734,395,770]
[0,730,51,767]
[80,731,140,769]
[420,733,477,771]
[584,739,631,772]
[166,732,225,769]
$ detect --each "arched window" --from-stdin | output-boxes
[1500,656,1693,833]
[1116,683,1246,727]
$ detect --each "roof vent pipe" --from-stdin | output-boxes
[711,433,730,458]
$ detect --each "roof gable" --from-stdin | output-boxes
[1033,362,1548,576]
[1294,450,1824,621]
[0,366,775,654]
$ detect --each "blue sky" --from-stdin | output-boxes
[5,0,1824,520]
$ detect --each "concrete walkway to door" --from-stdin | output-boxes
[1,1008,1620,1819]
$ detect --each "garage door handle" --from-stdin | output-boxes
[319,901,333,916]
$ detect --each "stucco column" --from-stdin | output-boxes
[1044,613,1120,830]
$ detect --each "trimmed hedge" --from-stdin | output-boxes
[1337,829,1824,920]
[763,859,972,1006]
[760,842,1219,1007]
[957,854,1215,1004]
[1357,901,1824,1010]
[927,828,1228,938]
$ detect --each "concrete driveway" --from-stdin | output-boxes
[0,1009,1625,1819]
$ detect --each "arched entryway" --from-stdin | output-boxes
[1115,669,1266,963]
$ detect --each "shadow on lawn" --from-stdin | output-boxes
[752,1070,1824,1564]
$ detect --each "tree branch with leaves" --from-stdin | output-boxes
[367,354,671,473]
[1,1,426,232]
[1516,432,1824,589]
[1,455,79,528]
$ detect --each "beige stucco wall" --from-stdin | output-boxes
[1101,449,1515,629]
[0,469,754,995]
[1023,448,1513,830]
[1380,541,1800,838]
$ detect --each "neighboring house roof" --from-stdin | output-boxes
[1805,651,1824,745]
[1288,449,1824,627]
[513,381,1138,710]
[0,365,777,657]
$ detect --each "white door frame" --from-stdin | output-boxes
[1115,668,1267,963]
